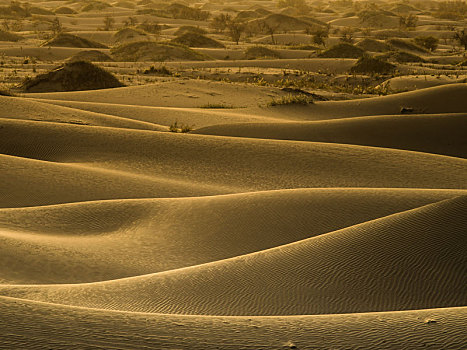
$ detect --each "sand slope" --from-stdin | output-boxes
[1,188,464,284]
[1,119,466,209]
[1,297,465,350]
[194,113,467,158]
[1,196,466,315]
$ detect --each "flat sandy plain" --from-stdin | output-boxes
[0,0,466,349]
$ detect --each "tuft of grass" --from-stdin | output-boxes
[267,94,314,107]
[198,103,235,109]
[169,121,193,133]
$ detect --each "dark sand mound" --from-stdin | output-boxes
[248,13,323,33]
[19,61,124,93]
[41,33,108,48]
[245,45,281,59]
[113,27,149,43]
[390,3,420,14]
[80,1,111,12]
[0,29,22,42]
[350,56,396,74]
[111,41,208,61]
[171,33,225,48]
[194,114,467,159]
[318,43,365,58]
[54,6,77,14]
[356,38,391,52]
[67,50,114,62]
[174,25,207,36]
[379,50,425,63]
[1,196,465,315]
[1,188,460,284]
[387,38,428,54]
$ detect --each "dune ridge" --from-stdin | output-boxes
[1,188,464,284]
[1,195,466,316]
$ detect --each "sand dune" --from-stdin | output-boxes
[1,119,466,201]
[0,153,230,208]
[1,1,466,347]
[0,96,166,131]
[293,83,467,119]
[27,98,284,127]
[25,83,467,122]
[25,79,284,108]
[381,75,467,91]
[194,113,467,158]
[1,297,465,349]
[1,188,463,284]
[1,196,465,315]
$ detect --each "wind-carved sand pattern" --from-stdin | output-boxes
[1,0,467,349]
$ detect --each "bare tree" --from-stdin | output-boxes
[210,13,231,33]
[49,17,62,35]
[454,28,467,50]
[227,20,245,45]
[102,16,115,31]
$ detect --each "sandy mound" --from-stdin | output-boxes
[390,3,421,14]
[174,25,207,36]
[0,29,22,42]
[1,195,465,315]
[356,38,391,52]
[378,50,425,63]
[318,43,365,58]
[19,61,124,93]
[387,38,428,54]
[248,13,323,33]
[54,6,77,14]
[245,45,281,59]
[171,33,225,48]
[350,56,396,74]
[41,33,108,48]
[111,41,208,61]
[113,27,150,43]
[194,113,467,159]
[80,1,111,12]
[66,50,114,62]
[252,33,314,45]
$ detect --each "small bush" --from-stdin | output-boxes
[169,121,193,133]
[414,36,439,52]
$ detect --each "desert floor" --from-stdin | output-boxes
[1,0,467,349]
